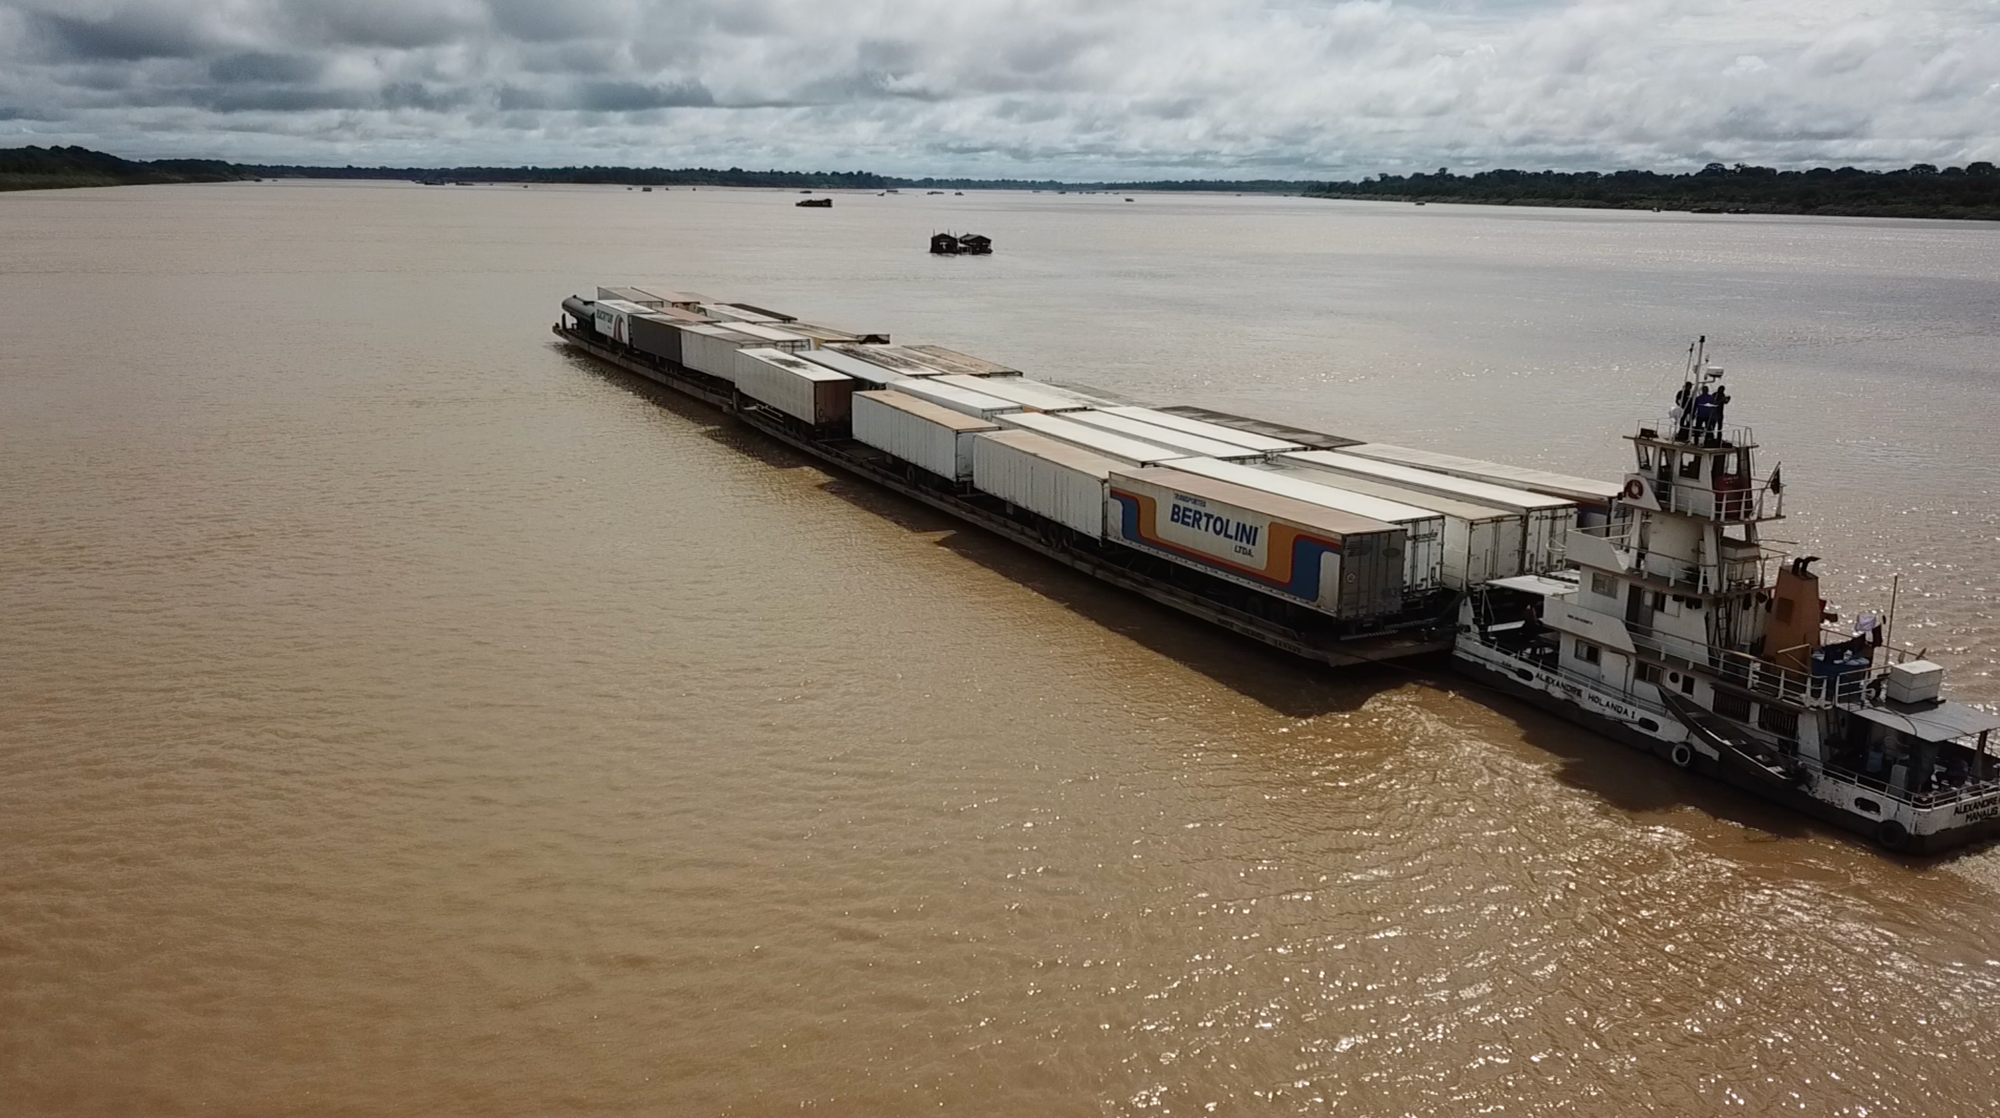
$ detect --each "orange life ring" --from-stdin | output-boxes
[1623,478,1645,500]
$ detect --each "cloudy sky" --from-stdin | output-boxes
[2,0,1996,177]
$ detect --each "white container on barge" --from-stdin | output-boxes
[592,298,652,345]
[1060,410,1273,462]
[1283,450,1576,572]
[972,430,1121,537]
[792,348,913,388]
[677,323,765,381]
[734,348,854,426]
[705,303,786,324]
[904,345,1022,377]
[1163,458,1446,593]
[852,390,1000,481]
[1101,407,1307,454]
[997,412,1195,467]
[889,378,1024,420]
[826,344,951,377]
[1340,442,1622,517]
[597,287,665,308]
[933,375,1097,413]
[1262,464,1524,589]
[726,322,812,351]
[1107,467,1406,619]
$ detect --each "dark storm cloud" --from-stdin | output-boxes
[208,52,324,85]
[575,80,715,112]
[0,1,1996,176]
[29,7,215,61]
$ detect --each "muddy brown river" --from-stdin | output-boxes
[3,181,1997,1115]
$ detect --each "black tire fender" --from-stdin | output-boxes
[1876,819,1910,852]
[1670,742,1695,769]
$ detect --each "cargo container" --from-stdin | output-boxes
[677,323,765,381]
[592,299,652,346]
[726,322,812,351]
[1107,467,1405,619]
[1153,406,1361,450]
[888,378,1024,420]
[1102,406,1306,453]
[971,430,1121,538]
[628,313,686,364]
[597,286,664,308]
[1060,410,1272,462]
[852,390,1000,481]
[996,412,1194,467]
[644,305,714,325]
[932,375,1096,412]
[1263,464,1522,589]
[734,348,853,426]
[1283,450,1575,572]
[904,345,1021,377]
[781,323,863,346]
[826,344,950,376]
[792,348,913,389]
[640,289,713,309]
[1338,442,1623,518]
[1163,458,1445,592]
[705,304,784,324]
[719,301,796,323]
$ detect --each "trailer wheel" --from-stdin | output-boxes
[1875,819,1910,852]
[1669,743,1694,769]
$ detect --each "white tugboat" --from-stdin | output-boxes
[1454,345,2000,852]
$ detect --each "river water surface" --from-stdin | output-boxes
[3,182,1999,1116]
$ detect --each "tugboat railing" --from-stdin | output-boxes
[1638,416,1757,449]
[1570,521,1776,595]
[1649,476,1783,523]
[1623,626,1898,710]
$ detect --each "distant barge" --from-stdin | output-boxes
[561,288,2000,852]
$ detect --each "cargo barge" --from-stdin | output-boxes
[557,290,2000,853]
[559,293,1454,668]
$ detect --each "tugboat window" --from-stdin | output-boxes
[1591,572,1617,597]
[1637,663,1663,684]
[1572,641,1602,665]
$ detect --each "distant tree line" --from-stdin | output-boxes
[9,146,2000,219]
[0,145,1308,194]
[0,145,251,190]
[1306,163,2000,219]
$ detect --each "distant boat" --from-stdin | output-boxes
[796,197,832,208]
[930,231,992,255]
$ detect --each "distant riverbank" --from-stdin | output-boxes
[1306,163,2000,221]
[11,146,1999,220]
[0,145,1307,195]
[0,146,252,191]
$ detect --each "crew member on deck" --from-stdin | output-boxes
[1693,387,1717,435]
[1712,385,1731,429]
